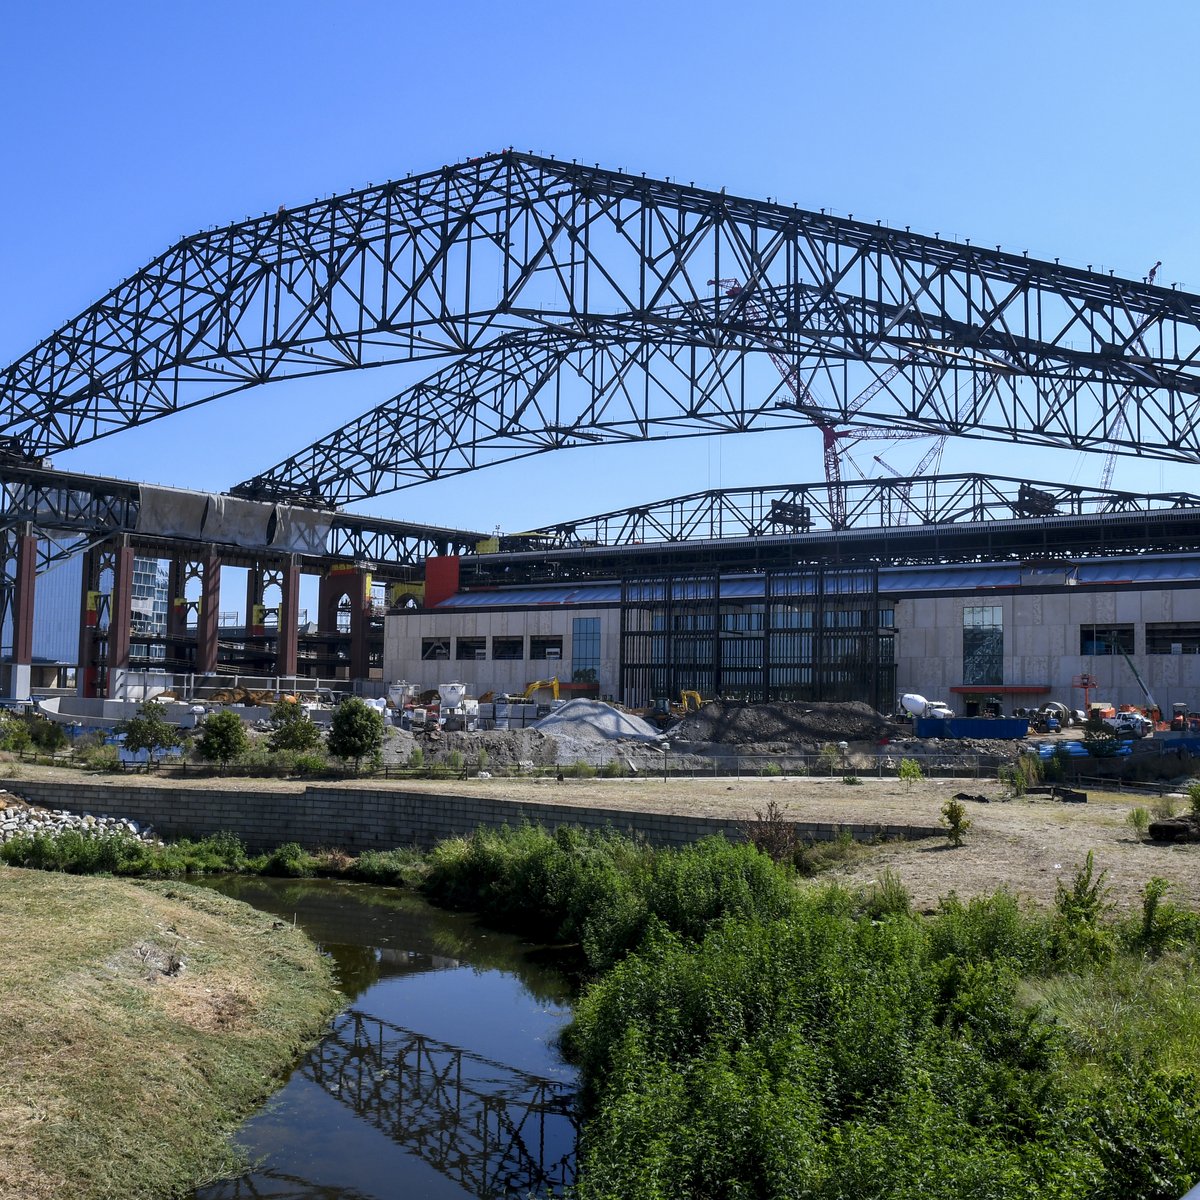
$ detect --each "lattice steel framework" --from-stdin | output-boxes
[507,474,1200,547]
[3,151,1200,507]
[304,1008,576,1197]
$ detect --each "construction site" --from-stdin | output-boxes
[5,151,1200,764]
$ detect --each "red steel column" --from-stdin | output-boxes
[106,542,135,690]
[277,558,300,678]
[12,526,37,668]
[196,552,221,675]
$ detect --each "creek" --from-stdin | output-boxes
[191,876,578,1199]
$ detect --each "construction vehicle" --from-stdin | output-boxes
[899,693,955,721]
[1117,646,1161,723]
[523,678,560,702]
[680,690,706,713]
[1172,701,1190,732]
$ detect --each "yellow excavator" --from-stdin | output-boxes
[523,677,560,702]
[646,690,709,730]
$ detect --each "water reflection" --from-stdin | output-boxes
[194,877,577,1200]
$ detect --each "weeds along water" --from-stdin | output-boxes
[4,821,1200,1199]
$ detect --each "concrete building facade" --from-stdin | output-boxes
[384,552,1200,716]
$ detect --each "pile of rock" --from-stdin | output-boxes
[0,800,159,844]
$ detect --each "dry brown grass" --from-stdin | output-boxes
[0,870,340,1200]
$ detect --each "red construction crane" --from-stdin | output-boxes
[709,278,927,527]
[872,437,947,525]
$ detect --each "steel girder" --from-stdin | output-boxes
[504,474,1200,548]
[5,151,1200,485]
[0,462,486,574]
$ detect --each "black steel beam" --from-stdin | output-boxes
[4,151,1200,490]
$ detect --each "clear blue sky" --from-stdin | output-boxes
[3,0,1198,534]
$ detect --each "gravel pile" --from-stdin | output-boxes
[671,700,897,747]
[534,699,663,742]
[0,799,159,843]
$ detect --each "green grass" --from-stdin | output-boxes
[0,870,340,1200]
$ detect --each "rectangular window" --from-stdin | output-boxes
[1146,624,1200,654]
[492,636,524,660]
[530,635,563,661]
[421,638,450,661]
[963,605,1003,686]
[571,617,600,683]
[455,637,486,661]
[1079,624,1134,656]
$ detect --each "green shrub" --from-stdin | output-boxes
[599,759,626,778]
[898,757,923,790]
[266,699,322,753]
[940,797,972,846]
[116,702,175,765]
[817,743,841,773]
[350,847,426,887]
[447,750,465,772]
[327,697,384,768]
[259,841,313,878]
[194,710,249,767]
[563,760,598,779]
[407,746,425,769]
[759,760,783,777]
[1126,806,1151,838]
[841,774,861,785]
[477,747,489,771]
[1151,795,1178,820]
[1189,781,1200,816]
[1052,851,1114,966]
[861,869,911,919]
[293,751,328,775]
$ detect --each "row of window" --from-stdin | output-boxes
[422,635,564,662]
[1080,624,1200,655]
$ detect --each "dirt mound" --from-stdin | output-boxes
[533,699,662,743]
[671,700,894,747]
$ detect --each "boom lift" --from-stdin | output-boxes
[1117,646,1160,723]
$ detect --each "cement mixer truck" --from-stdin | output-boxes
[900,694,955,721]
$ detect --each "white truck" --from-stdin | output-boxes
[900,694,955,721]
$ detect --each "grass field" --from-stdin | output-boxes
[0,870,340,1200]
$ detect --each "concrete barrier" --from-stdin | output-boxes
[7,779,944,853]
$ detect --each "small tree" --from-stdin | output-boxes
[327,697,384,769]
[117,701,176,768]
[1188,780,1200,816]
[940,797,972,847]
[195,710,250,768]
[267,699,321,753]
[898,757,923,792]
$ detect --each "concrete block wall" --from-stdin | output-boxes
[8,779,942,854]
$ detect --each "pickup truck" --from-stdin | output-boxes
[1106,712,1152,739]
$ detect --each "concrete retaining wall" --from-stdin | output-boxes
[8,779,943,853]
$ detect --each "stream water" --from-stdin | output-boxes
[191,876,578,1200]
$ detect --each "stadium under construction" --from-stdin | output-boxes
[5,152,1200,717]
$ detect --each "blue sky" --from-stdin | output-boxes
[3,0,1199,535]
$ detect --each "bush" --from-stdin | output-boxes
[563,760,598,779]
[1189,781,1200,816]
[817,743,841,773]
[898,758,923,790]
[327,698,384,768]
[940,797,972,847]
[258,841,313,878]
[1126,806,1151,838]
[293,750,328,776]
[1151,795,1178,820]
[116,701,176,766]
[759,760,784,777]
[841,774,861,785]
[599,759,626,778]
[408,746,425,769]
[447,750,465,772]
[194,710,249,767]
[24,715,69,754]
[266,700,322,753]
[350,848,426,887]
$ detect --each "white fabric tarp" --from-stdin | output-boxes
[271,505,333,554]
[136,485,209,539]
[200,494,275,546]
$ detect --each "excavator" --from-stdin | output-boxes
[523,678,560,702]
[645,690,709,730]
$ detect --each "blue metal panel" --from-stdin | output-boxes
[914,716,1030,739]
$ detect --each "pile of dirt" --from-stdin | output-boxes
[533,699,662,743]
[671,700,896,748]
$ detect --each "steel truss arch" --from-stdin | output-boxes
[505,474,1200,547]
[5,152,1200,485]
